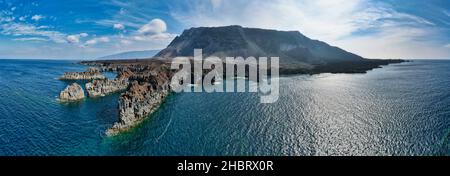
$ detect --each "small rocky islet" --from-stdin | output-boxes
[59,83,85,101]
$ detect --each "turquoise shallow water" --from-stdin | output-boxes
[0,59,449,156]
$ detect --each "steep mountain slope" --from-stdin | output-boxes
[155,25,366,69]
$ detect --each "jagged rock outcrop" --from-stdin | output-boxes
[117,69,134,80]
[106,64,173,136]
[85,79,129,97]
[59,83,85,101]
[106,82,170,136]
[60,67,106,80]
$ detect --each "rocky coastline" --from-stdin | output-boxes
[63,26,407,136]
[106,81,171,136]
[75,57,404,136]
[59,67,106,80]
[105,62,174,136]
[59,59,175,136]
[85,79,129,97]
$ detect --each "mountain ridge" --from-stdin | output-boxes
[156,25,367,68]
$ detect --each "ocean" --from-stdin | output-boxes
[0,59,449,156]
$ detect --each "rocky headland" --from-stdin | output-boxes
[62,59,174,136]
[104,61,173,136]
[85,79,129,97]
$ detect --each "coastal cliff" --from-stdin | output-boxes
[71,60,175,136]
[106,81,170,135]
[106,63,174,136]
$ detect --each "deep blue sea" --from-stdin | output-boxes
[0,59,449,156]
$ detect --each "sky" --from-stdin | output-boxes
[0,0,449,59]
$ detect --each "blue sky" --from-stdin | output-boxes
[0,0,449,59]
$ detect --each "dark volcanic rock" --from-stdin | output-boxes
[60,67,106,80]
[106,81,170,136]
[117,69,134,80]
[105,62,174,136]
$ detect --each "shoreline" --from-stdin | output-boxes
[57,58,406,136]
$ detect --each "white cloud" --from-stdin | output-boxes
[0,11,15,22]
[31,15,45,21]
[85,40,97,45]
[66,18,175,55]
[101,18,176,45]
[18,16,27,21]
[125,18,176,42]
[36,26,50,29]
[445,44,450,48]
[66,35,80,43]
[80,33,88,37]
[334,26,450,59]
[103,0,163,28]
[95,1,165,30]
[13,37,48,42]
[171,0,363,41]
[95,19,142,29]
[113,23,125,30]
[1,23,66,43]
[85,37,110,45]
[98,37,110,42]
[66,33,88,43]
[138,18,167,35]
[0,16,15,22]
[169,0,448,59]
[120,39,132,45]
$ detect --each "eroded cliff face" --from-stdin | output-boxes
[106,81,170,136]
[84,68,132,97]
[100,61,175,136]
